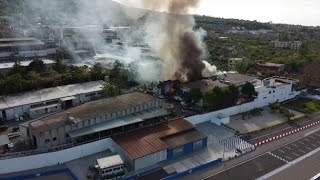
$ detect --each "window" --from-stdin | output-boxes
[273,90,275,93]
[45,139,50,143]
[53,137,57,141]
[269,91,271,94]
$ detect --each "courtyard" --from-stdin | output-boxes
[226,107,305,134]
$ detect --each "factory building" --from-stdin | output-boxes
[112,118,207,171]
[21,92,168,149]
[0,38,56,62]
[0,81,105,121]
[0,59,55,76]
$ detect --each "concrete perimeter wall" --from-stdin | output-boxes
[0,138,113,174]
[186,91,299,125]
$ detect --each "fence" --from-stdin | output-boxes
[162,158,223,180]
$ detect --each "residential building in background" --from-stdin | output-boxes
[257,62,285,75]
[274,40,302,50]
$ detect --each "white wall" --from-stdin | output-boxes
[0,138,113,174]
[187,86,300,125]
[134,150,167,171]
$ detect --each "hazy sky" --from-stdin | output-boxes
[114,0,320,26]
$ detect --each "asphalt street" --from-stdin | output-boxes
[204,130,320,180]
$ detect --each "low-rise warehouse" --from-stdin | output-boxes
[112,118,207,171]
[21,92,168,149]
[0,80,105,121]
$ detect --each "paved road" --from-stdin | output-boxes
[243,113,320,144]
[269,150,320,180]
[204,130,320,180]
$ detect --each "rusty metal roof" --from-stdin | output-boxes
[112,119,199,160]
[162,129,207,149]
[30,92,162,133]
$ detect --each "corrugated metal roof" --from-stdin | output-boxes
[97,155,124,169]
[162,129,207,149]
[112,119,197,160]
[0,80,105,110]
[31,92,163,133]
[67,108,169,138]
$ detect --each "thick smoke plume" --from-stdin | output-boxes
[20,0,217,82]
[127,0,211,82]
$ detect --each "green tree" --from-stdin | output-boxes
[90,63,104,80]
[235,61,246,73]
[269,100,281,112]
[102,84,121,97]
[9,60,23,75]
[27,59,45,73]
[241,82,256,97]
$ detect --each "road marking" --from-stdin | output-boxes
[249,118,317,141]
[278,149,285,153]
[291,144,298,148]
[292,152,300,157]
[268,152,290,164]
[311,144,318,148]
[202,127,320,180]
[309,136,316,140]
[299,149,306,154]
[285,156,292,160]
[298,141,305,145]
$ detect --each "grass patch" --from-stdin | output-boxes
[284,98,320,114]
[305,101,320,112]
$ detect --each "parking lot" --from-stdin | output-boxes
[269,131,320,163]
[204,130,320,180]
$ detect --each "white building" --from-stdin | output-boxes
[274,40,302,50]
[187,77,301,125]
[0,81,105,121]
[0,59,55,76]
[290,41,302,50]
[96,155,124,178]
[274,41,288,49]
[0,38,56,62]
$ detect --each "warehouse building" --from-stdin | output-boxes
[0,80,105,121]
[21,92,168,149]
[0,38,56,62]
[0,59,55,76]
[112,118,208,171]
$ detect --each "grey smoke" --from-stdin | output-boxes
[20,0,217,82]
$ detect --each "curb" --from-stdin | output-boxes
[254,120,320,147]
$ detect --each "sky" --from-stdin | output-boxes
[114,0,320,26]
